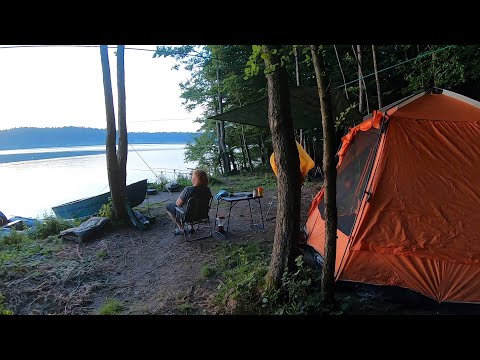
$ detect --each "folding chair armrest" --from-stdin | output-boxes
[175,207,184,215]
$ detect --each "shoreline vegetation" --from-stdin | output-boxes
[0,127,199,151]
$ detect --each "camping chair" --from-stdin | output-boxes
[175,195,213,242]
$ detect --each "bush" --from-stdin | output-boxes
[98,201,113,219]
[34,215,75,239]
[1,230,30,246]
[98,298,124,315]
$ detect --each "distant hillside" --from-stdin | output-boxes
[0,127,199,150]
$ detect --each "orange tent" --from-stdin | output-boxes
[306,88,480,303]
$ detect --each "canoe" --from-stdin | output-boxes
[0,216,42,238]
[52,179,147,219]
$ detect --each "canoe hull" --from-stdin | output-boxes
[52,179,147,219]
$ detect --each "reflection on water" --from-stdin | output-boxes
[0,144,196,218]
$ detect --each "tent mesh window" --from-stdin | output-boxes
[319,128,380,235]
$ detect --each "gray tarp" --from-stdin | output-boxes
[207,86,363,129]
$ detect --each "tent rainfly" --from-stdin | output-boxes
[306,88,480,303]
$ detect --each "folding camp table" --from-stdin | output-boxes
[214,192,264,238]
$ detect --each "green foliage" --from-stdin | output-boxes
[245,45,263,79]
[175,173,191,188]
[261,256,323,315]
[213,241,325,315]
[0,293,13,315]
[201,265,216,278]
[34,215,75,239]
[98,298,124,315]
[96,250,108,259]
[208,176,223,185]
[1,229,30,246]
[98,201,114,219]
[177,301,195,315]
[213,242,269,314]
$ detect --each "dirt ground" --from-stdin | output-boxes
[4,182,480,315]
[1,185,318,315]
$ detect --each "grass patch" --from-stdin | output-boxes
[212,241,329,315]
[201,265,216,279]
[213,241,270,314]
[0,231,62,271]
[177,301,195,315]
[0,293,13,315]
[135,201,167,219]
[96,250,108,259]
[98,298,124,315]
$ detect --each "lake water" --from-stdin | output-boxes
[0,144,197,218]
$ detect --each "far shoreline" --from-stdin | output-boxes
[0,143,188,164]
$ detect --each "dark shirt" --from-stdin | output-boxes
[179,185,212,207]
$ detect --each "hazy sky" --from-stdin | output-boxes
[0,45,204,133]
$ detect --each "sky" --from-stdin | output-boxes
[0,45,204,133]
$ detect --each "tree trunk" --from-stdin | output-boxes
[213,102,224,175]
[258,136,265,165]
[311,45,338,307]
[372,45,383,109]
[116,45,128,214]
[263,45,301,288]
[357,45,364,114]
[418,45,425,88]
[294,46,303,146]
[431,45,436,87]
[229,147,237,172]
[217,67,230,173]
[242,125,253,172]
[240,134,247,170]
[100,45,128,221]
[334,45,349,99]
[294,45,301,87]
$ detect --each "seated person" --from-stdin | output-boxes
[166,168,212,235]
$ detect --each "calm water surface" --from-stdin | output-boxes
[0,144,196,218]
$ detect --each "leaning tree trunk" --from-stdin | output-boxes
[263,45,301,288]
[294,46,303,145]
[116,45,128,210]
[372,45,383,109]
[311,45,338,307]
[357,45,364,114]
[100,45,128,221]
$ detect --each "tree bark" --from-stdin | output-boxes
[229,147,237,172]
[334,45,349,99]
[372,45,383,109]
[294,45,301,87]
[241,125,253,172]
[100,45,128,221]
[217,67,230,174]
[258,136,266,165]
[263,45,301,288]
[240,134,247,170]
[116,45,128,213]
[311,45,338,307]
[418,45,425,88]
[357,45,364,114]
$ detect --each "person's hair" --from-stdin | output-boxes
[192,168,209,186]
